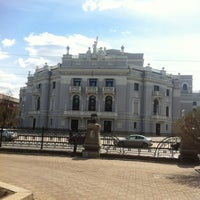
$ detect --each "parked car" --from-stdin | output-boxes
[114,134,153,148]
[1,130,18,141]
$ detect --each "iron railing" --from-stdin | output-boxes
[0,129,180,159]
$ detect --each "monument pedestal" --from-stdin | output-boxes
[82,150,100,158]
[179,140,199,163]
[82,120,101,159]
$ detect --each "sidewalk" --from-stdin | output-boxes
[0,153,199,200]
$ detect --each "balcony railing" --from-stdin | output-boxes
[28,110,40,115]
[152,91,164,97]
[69,86,82,93]
[102,87,115,95]
[64,110,118,118]
[32,88,41,95]
[151,114,167,121]
[86,87,98,94]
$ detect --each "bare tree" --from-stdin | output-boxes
[175,107,200,152]
[0,94,18,129]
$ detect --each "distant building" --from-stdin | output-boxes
[0,94,19,128]
[19,40,200,136]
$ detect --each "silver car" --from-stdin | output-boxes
[2,130,18,141]
[114,134,153,148]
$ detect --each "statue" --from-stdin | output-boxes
[98,47,105,59]
[121,45,124,54]
[92,36,98,54]
[86,47,91,59]
[66,46,70,55]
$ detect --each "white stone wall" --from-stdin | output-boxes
[19,48,199,136]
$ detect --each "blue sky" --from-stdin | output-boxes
[1,0,200,98]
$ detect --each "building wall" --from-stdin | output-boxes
[19,46,200,136]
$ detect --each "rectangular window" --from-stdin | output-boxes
[104,121,112,133]
[134,102,139,115]
[71,120,78,131]
[154,85,159,91]
[166,89,169,96]
[50,96,55,111]
[36,97,40,110]
[166,124,168,131]
[52,81,56,89]
[73,78,81,86]
[193,101,197,106]
[105,79,113,87]
[166,106,169,117]
[89,78,97,86]
[134,83,139,91]
[134,122,137,129]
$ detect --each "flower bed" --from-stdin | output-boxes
[0,187,14,199]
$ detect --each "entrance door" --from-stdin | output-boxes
[104,121,112,133]
[71,120,78,131]
[156,123,161,136]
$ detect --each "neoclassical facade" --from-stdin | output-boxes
[19,40,200,136]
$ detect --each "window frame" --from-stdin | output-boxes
[105,96,113,112]
[105,79,114,87]
[134,83,139,91]
[88,95,96,111]
[89,78,97,87]
[72,95,80,111]
[73,78,81,86]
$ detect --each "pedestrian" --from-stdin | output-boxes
[72,134,77,157]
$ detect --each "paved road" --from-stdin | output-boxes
[0,153,199,200]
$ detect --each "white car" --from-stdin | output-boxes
[2,130,18,141]
[114,134,153,148]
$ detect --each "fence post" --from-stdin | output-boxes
[41,127,44,150]
[0,127,3,147]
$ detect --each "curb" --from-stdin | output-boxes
[0,181,33,200]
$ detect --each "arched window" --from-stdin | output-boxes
[88,95,96,111]
[183,84,188,91]
[153,99,159,115]
[105,96,112,112]
[72,95,80,110]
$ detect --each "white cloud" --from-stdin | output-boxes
[82,0,200,19]
[20,33,110,68]
[18,57,48,69]
[0,50,9,60]
[0,70,25,98]
[1,38,16,47]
